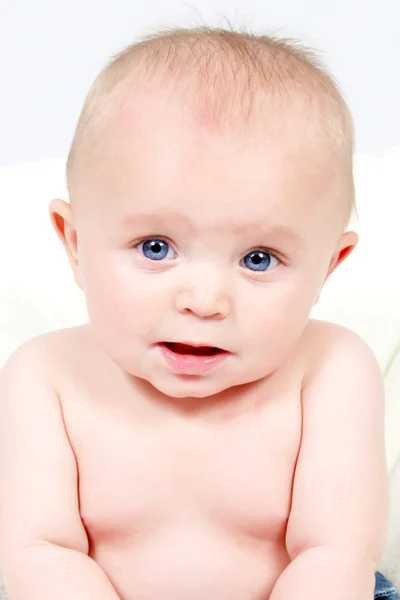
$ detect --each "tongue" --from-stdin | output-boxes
[166,343,221,356]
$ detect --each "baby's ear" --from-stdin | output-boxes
[325,230,359,280]
[49,198,82,289]
[313,230,358,306]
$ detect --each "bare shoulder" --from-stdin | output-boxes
[0,326,91,558]
[300,318,380,389]
[0,324,93,385]
[285,320,388,564]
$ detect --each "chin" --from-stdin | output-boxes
[147,366,270,400]
[148,374,235,399]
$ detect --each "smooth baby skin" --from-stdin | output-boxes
[7,323,306,600]
[0,319,387,600]
[0,87,388,600]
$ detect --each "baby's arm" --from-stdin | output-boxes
[270,324,390,600]
[0,338,121,600]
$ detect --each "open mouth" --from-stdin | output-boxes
[162,342,224,356]
[158,341,229,374]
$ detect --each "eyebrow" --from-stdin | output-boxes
[120,211,305,248]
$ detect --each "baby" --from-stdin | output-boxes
[0,25,396,600]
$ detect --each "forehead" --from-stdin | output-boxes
[78,89,346,233]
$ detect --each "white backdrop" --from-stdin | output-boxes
[0,0,399,167]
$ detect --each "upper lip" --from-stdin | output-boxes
[161,341,229,352]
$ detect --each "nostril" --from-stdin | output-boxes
[174,291,231,319]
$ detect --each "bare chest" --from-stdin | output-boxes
[62,383,302,548]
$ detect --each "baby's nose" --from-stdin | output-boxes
[174,289,231,319]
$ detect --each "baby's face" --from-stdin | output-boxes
[68,94,352,399]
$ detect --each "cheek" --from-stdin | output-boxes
[79,251,165,338]
[240,279,316,348]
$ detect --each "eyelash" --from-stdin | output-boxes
[133,236,282,266]
[134,235,176,253]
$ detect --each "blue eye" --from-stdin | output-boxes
[242,250,277,272]
[139,238,174,261]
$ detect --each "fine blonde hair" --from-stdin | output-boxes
[66,24,357,225]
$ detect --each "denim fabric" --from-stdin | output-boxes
[375,572,399,599]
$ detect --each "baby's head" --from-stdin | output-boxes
[50,25,358,400]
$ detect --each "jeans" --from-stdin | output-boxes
[375,572,399,599]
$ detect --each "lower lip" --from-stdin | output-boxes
[157,343,229,375]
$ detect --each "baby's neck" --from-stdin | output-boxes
[124,373,272,421]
